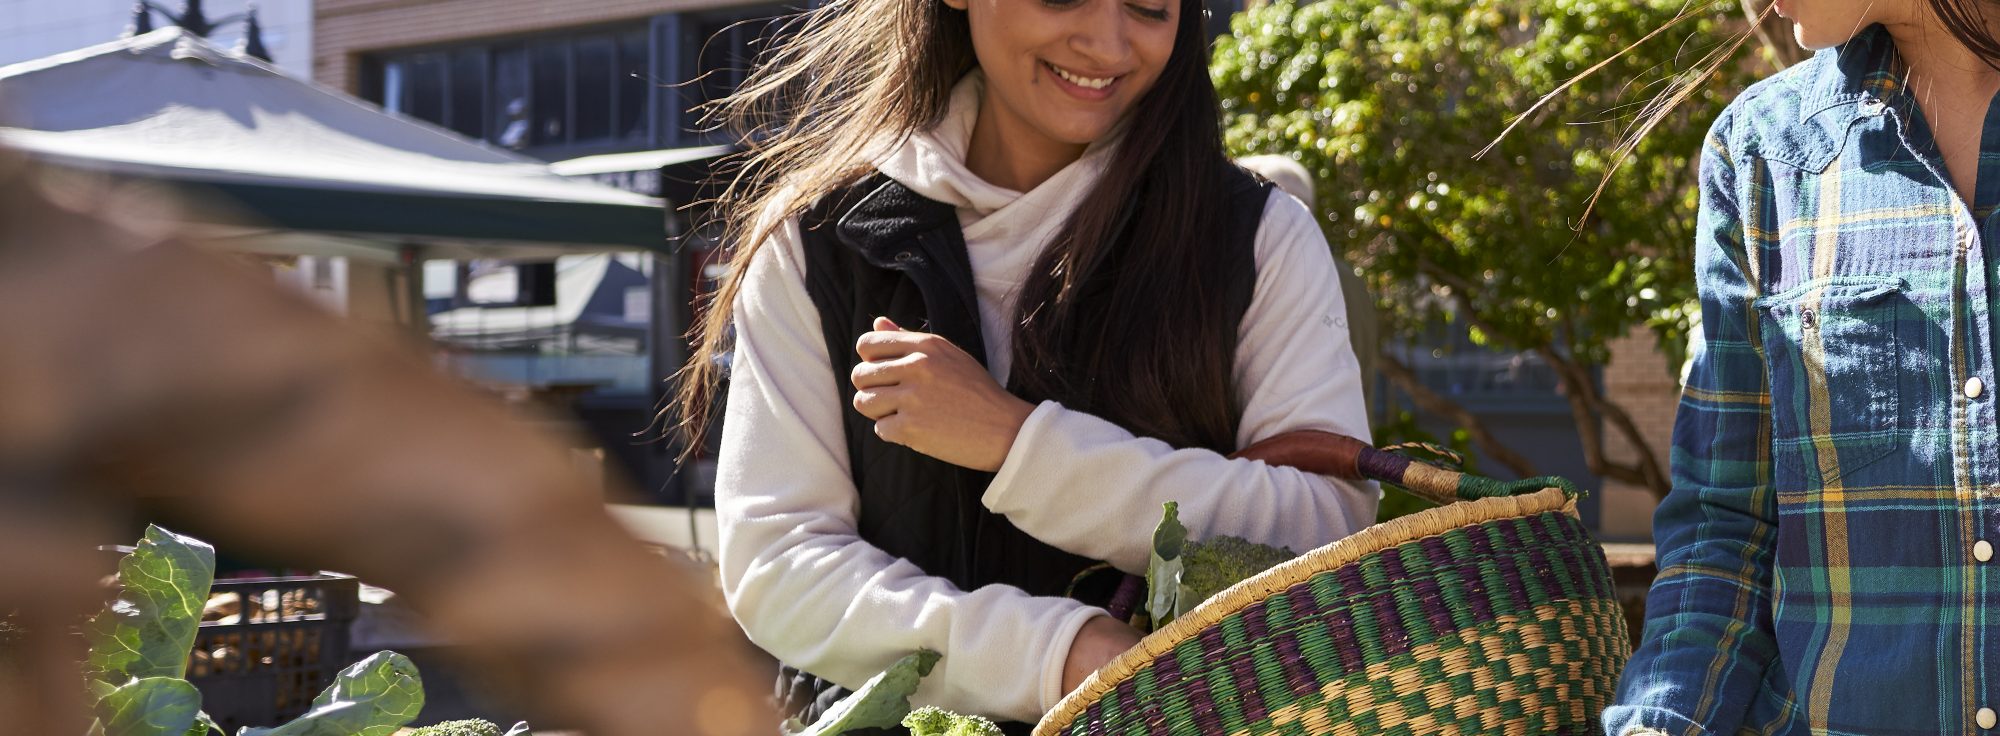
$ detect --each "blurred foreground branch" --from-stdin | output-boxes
[0,150,767,736]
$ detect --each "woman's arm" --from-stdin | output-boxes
[1603,107,1779,736]
[979,192,1378,573]
[715,221,1105,723]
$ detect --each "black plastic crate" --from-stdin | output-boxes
[186,574,360,733]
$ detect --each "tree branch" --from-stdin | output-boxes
[1418,257,1671,497]
[1377,353,1543,479]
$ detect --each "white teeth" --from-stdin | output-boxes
[1050,63,1116,90]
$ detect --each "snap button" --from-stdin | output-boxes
[1799,308,1818,330]
[892,251,918,264]
[1979,707,1996,729]
[1979,540,1994,563]
[1969,377,1986,399]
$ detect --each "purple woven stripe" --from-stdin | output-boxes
[1403,544,1457,636]
[1196,625,1247,729]
[1170,650,1226,736]
[1115,677,1144,735]
[1528,516,1576,600]
[1456,520,1504,620]
[1486,522,1535,611]
[1270,589,1320,698]
[1317,577,1365,675]
[1561,514,1617,600]
[1079,700,1105,736]
[1369,563,1410,656]
[1231,614,1270,723]
[1354,447,1412,484]
[1145,651,1183,736]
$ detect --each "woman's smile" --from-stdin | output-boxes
[1043,60,1123,100]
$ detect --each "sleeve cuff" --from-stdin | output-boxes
[1601,704,1710,736]
[985,400,1063,512]
[1037,606,1109,717]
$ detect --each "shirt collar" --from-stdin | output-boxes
[1798,23,1905,121]
[1776,24,1905,172]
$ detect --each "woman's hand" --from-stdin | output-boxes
[1061,616,1143,696]
[851,317,1036,471]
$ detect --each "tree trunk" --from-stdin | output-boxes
[1412,259,1674,499]
[1376,353,1544,480]
[1536,344,1672,499]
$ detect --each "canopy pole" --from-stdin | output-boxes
[398,243,429,340]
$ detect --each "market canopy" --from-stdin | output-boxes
[0,27,667,259]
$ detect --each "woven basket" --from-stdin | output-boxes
[1035,431,1629,736]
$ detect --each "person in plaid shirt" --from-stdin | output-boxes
[1608,2,2000,734]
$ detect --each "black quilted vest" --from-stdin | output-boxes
[775,168,1273,734]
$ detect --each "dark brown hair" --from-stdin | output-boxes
[1928,0,2000,68]
[670,0,1246,460]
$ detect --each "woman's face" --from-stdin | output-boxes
[1774,0,1917,49]
[945,0,1180,149]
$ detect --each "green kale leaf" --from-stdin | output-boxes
[238,651,424,736]
[86,526,216,687]
[783,649,940,736]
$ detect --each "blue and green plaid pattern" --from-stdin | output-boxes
[1608,25,2000,736]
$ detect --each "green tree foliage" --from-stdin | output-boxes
[1212,0,1773,496]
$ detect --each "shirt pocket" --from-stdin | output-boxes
[1752,276,1907,488]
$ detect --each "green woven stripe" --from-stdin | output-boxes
[1060,511,1623,736]
[1214,599,1628,735]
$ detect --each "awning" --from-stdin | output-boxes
[0,28,668,255]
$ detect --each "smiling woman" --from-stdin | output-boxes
[668,0,1377,733]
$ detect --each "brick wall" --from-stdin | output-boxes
[1598,325,1681,541]
[313,0,747,92]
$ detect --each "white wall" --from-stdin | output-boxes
[0,0,313,77]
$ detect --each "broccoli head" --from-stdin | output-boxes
[1176,535,1296,617]
[902,706,1003,736]
[408,719,503,736]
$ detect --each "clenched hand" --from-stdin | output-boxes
[850,317,1036,472]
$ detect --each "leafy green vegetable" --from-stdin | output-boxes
[1145,502,1188,626]
[94,677,202,736]
[1176,536,1296,619]
[783,649,940,736]
[901,706,1003,736]
[238,651,424,736]
[86,526,216,686]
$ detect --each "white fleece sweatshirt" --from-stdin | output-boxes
[714,73,1377,724]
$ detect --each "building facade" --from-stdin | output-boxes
[0,0,313,75]
[315,0,787,163]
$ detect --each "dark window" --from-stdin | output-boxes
[492,47,531,149]
[449,50,489,139]
[530,43,570,146]
[618,31,651,142]
[406,52,447,125]
[574,38,617,142]
[365,11,802,155]
[682,7,788,140]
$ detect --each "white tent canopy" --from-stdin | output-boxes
[0,28,667,259]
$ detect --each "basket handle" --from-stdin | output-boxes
[1228,429,1577,505]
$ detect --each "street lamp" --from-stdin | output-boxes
[125,0,271,62]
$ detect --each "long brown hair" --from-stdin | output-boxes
[670,0,1248,460]
[1928,0,2000,68]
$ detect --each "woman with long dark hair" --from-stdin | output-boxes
[1610,1,2000,734]
[668,0,1374,729]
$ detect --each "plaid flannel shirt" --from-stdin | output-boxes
[1607,25,2000,736]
